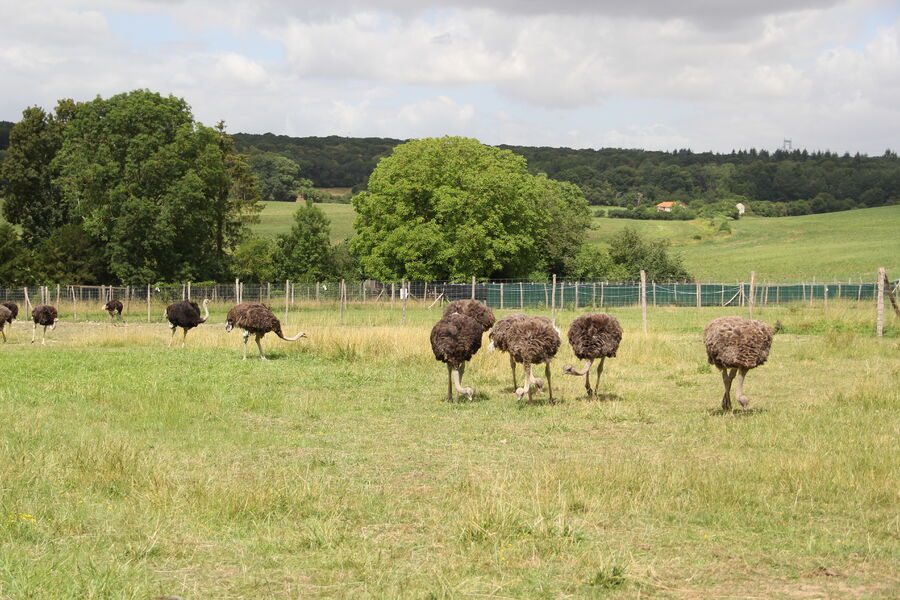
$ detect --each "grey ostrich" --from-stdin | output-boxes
[225,302,305,360]
[430,312,484,401]
[31,304,59,344]
[505,315,561,402]
[0,304,12,343]
[704,316,774,411]
[103,299,125,326]
[562,313,623,398]
[164,299,210,348]
[487,312,528,389]
[443,299,496,332]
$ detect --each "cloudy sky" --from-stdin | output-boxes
[2,0,898,153]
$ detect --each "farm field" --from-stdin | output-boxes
[252,202,900,281]
[253,201,355,244]
[1,301,897,598]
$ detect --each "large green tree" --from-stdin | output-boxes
[52,90,260,283]
[247,151,306,202]
[0,101,76,243]
[273,202,333,282]
[350,137,590,280]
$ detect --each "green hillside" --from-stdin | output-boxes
[252,202,899,281]
[252,201,355,244]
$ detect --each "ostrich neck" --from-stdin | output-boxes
[280,330,305,341]
[199,301,210,323]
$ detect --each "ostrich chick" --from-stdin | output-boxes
[228,303,305,360]
[505,315,561,402]
[164,299,210,348]
[0,305,12,342]
[563,313,623,398]
[31,304,59,345]
[103,299,125,326]
[704,316,774,411]
[488,313,528,389]
[430,312,484,401]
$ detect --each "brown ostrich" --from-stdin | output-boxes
[704,316,774,411]
[226,302,305,360]
[103,299,125,326]
[164,299,210,348]
[1,302,18,321]
[0,304,12,343]
[562,313,623,398]
[487,313,528,389]
[31,304,59,345]
[443,299,496,332]
[430,312,484,401]
[505,315,561,402]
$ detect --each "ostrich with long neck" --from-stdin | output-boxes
[488,313,528,389]
[704,316,774,411]
[562,313,623,398]
[31,304,59,345]
[164,299,210,348]
[504,315,561,402]
[430,312,483,401]
[226,302,305,359]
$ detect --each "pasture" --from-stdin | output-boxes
[1,301,897,598]
[251,202,900,281]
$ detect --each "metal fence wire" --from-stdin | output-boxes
[2,278,895,313]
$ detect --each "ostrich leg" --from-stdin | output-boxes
[593,357,606,396]
[255,333,267,360]
[451,366,474,401]
[509,355,518,390]
[720,367,736,411]
[41,325,47,345]
[735,367,750,409]
[168,324,177,348]
[516,363,535,402]
[446,363,453,401]
[242,330,250,359]
[181,327,189,349]
[1,327,5,343]
[31,322,36,344]
[545,362,554,403]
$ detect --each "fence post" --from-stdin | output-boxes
[696,282,701,310]
[71,286,76,321]
[390,282,395,308]
[234,278,239,304]
[748,272,756,319]
[23,287,31,313]
[520,282,524,309]
[600,282,605,307]
[146,284,151,322]
[471,276,476,300]
[652,281,656,306]
[340,279,345,323]
[551,274,557,326]
[574,281,579,310]
[824,284,828,316]
[640,270,647,333]
[402,280,408,324]
[499,282,504,310]
[876,267,885,337]
[316,282,321,304]
[592,282,597,308]
[187,281,191,300]
[56,284,60,306]
[284,279,289,324]
[267,283,271,303]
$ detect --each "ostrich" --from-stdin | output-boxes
[443,299,496,332]
[430,312,484,401]
[487,313,528,389]
[103,299,125,326]
[704,316,774,411]
[164,299,210,348]
[0,304,11,343]
[225,302,305,360]
[505,315,561,402]
[1,302,18,321]
[562,313,623,398]
[31,304,59,345]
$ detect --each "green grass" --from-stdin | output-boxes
[1,302,897,598]
[253,201,355,244]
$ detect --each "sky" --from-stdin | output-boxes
[2,0,899,154]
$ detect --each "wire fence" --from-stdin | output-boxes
[3,276,897,317]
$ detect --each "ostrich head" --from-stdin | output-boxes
[198,298,210,323]
[738,394,750,409]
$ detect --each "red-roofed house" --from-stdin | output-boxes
[656,201,685,213]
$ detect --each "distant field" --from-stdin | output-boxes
[252,201,355,244]
[253,202,899,281]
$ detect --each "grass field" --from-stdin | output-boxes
[1,301,897,598]
[251,203,900,281]
[253,201,355,244]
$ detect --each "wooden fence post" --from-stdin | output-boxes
[284,280,289,324]
[147,284,151,322]
[574,281,579,310]
[471,276,476,300]
[748,271,756,319]
[499,282,504,310]
[402,280,408,324]
[875,267,885,337]
[390,282,395,308]
[640,270,648,333]
[551,274,557,326]
[519,281,524,309]
[600,282,605,307]
[340,279,346,323]
[652,281,656,306]
[696,282,701,310]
